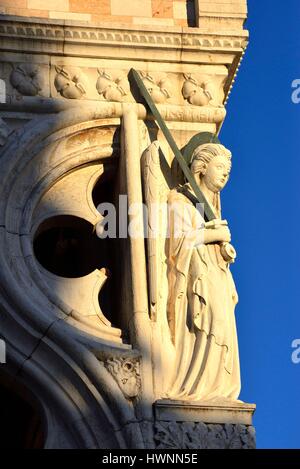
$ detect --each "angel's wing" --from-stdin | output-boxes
[142,141,170,321]
[142,140,176,396]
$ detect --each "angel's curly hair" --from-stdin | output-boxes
[190,143,232,175]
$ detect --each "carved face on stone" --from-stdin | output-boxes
[190,143,232,193]
[118,374,139,398]
[105,357,141,399]
[201,154,231,192]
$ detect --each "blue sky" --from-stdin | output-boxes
[220,0,300,449]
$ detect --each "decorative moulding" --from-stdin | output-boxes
[0,98,227,125]
[154,421,255,449]
[155,399,256,426]
[0,15,248,50]
[0,15,248,113]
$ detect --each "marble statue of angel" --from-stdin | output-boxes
[142,140,241,402]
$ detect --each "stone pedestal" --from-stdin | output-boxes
[154,400,256,449]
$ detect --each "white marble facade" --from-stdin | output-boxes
[0,3,255,449]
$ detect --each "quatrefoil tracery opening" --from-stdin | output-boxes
[32,168,122,331]
[34,215,101,278]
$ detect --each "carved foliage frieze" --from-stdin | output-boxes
[1,56,228,114]
[1,60,228,126]
[154,421,256,449]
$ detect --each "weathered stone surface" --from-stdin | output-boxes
[154,421,256,449]
[0,1,254,450]
[155,400,256,426]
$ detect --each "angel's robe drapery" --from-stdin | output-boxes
[166,186,241,401]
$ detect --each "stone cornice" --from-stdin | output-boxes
[0,15,248,58]
[0,15,248,128]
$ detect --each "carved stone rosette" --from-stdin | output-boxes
[10,63,43,96]
[54,66,88,99]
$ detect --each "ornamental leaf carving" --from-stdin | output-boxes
[182,73,223,107]
[154,421,256,449]
[54,66,88,99]
[10,64,43,96]
[96,69,130,102]
[140,72,172,104]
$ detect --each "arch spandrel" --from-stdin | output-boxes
[0,110,148,448]
[0,113,129,342]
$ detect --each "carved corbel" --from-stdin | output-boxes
[104,356,141,399]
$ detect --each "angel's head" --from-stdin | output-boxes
[190,143,232,192]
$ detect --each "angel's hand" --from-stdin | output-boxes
[212,225,231,243]
[203,224,231,244]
